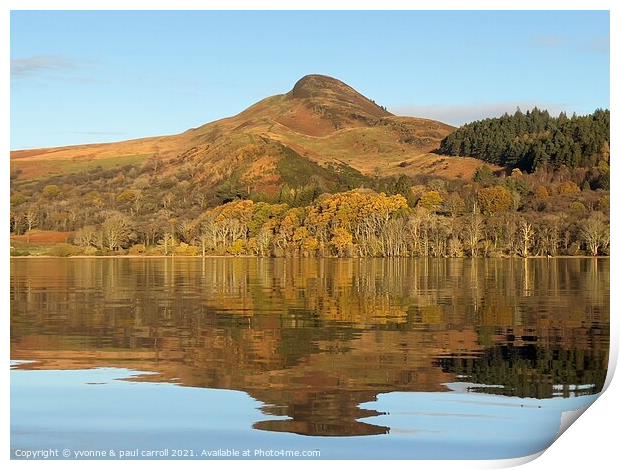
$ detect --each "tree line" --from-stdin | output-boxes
[11,166,609,257]
[437,108,610,183]
[10,106,610,258]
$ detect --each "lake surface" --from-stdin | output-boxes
[10,257,610,459]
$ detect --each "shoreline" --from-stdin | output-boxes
[10,255,610,260]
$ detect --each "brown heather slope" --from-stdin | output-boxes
[11,75,494,185]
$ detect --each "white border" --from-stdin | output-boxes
[2,2,617,469]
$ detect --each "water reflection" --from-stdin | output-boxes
[10,258,609,437]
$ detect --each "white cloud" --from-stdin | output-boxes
[11,55,77,79]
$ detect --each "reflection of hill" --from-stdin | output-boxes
[10,258,609,436]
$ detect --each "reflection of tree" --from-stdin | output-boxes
[436,344,609,398]
[10,258,610,437]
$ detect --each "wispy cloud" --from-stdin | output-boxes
[530,35,609,54]
[11,55,78,79]
[392,102,569,126]
[585,36,609,54]
[531,35,568,49]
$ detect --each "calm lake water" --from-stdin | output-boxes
[10,257,610,459]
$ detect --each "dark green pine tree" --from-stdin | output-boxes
[437,109,609,173]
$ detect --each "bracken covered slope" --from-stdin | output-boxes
[11,74,491,190]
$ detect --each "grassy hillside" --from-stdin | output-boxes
[11,75,490,188]
[13,75,608,259]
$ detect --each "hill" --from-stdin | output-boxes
[11,74,488,189]
[11,75,609,259]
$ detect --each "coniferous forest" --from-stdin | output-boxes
[437,108,610,186]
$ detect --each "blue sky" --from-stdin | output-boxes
[10,10,609,150]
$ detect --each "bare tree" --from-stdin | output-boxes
[448,236,464,258]
[24,206,40,243]
[256,226,273,257]
[199,216,219,256]
[10,210,24,235]
[178,220,198,244]
[161,192,175,210]
[132,190,144,215]
[74,225,98,247]
[158,232,176,256]
[193,192,209,210]
[464,214,484,257]
[581,212,610,256]
[518,219,534,258]
[102,213,134,251]
[503,214,518,257]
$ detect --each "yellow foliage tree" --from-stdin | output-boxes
[330,227,353,256]
[418,191,443,213]
[477,186,513,215]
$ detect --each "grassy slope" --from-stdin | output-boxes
[10,75,495,187]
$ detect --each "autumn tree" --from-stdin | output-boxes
[418,191,443,213]
[580,212,610,256]
[478,186,513,215]
[330,227,353,256]
[101,213,134,251]
[42,184,62,199]
[74,225,98,247]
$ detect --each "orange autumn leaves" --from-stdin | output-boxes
[198,190,408,257]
